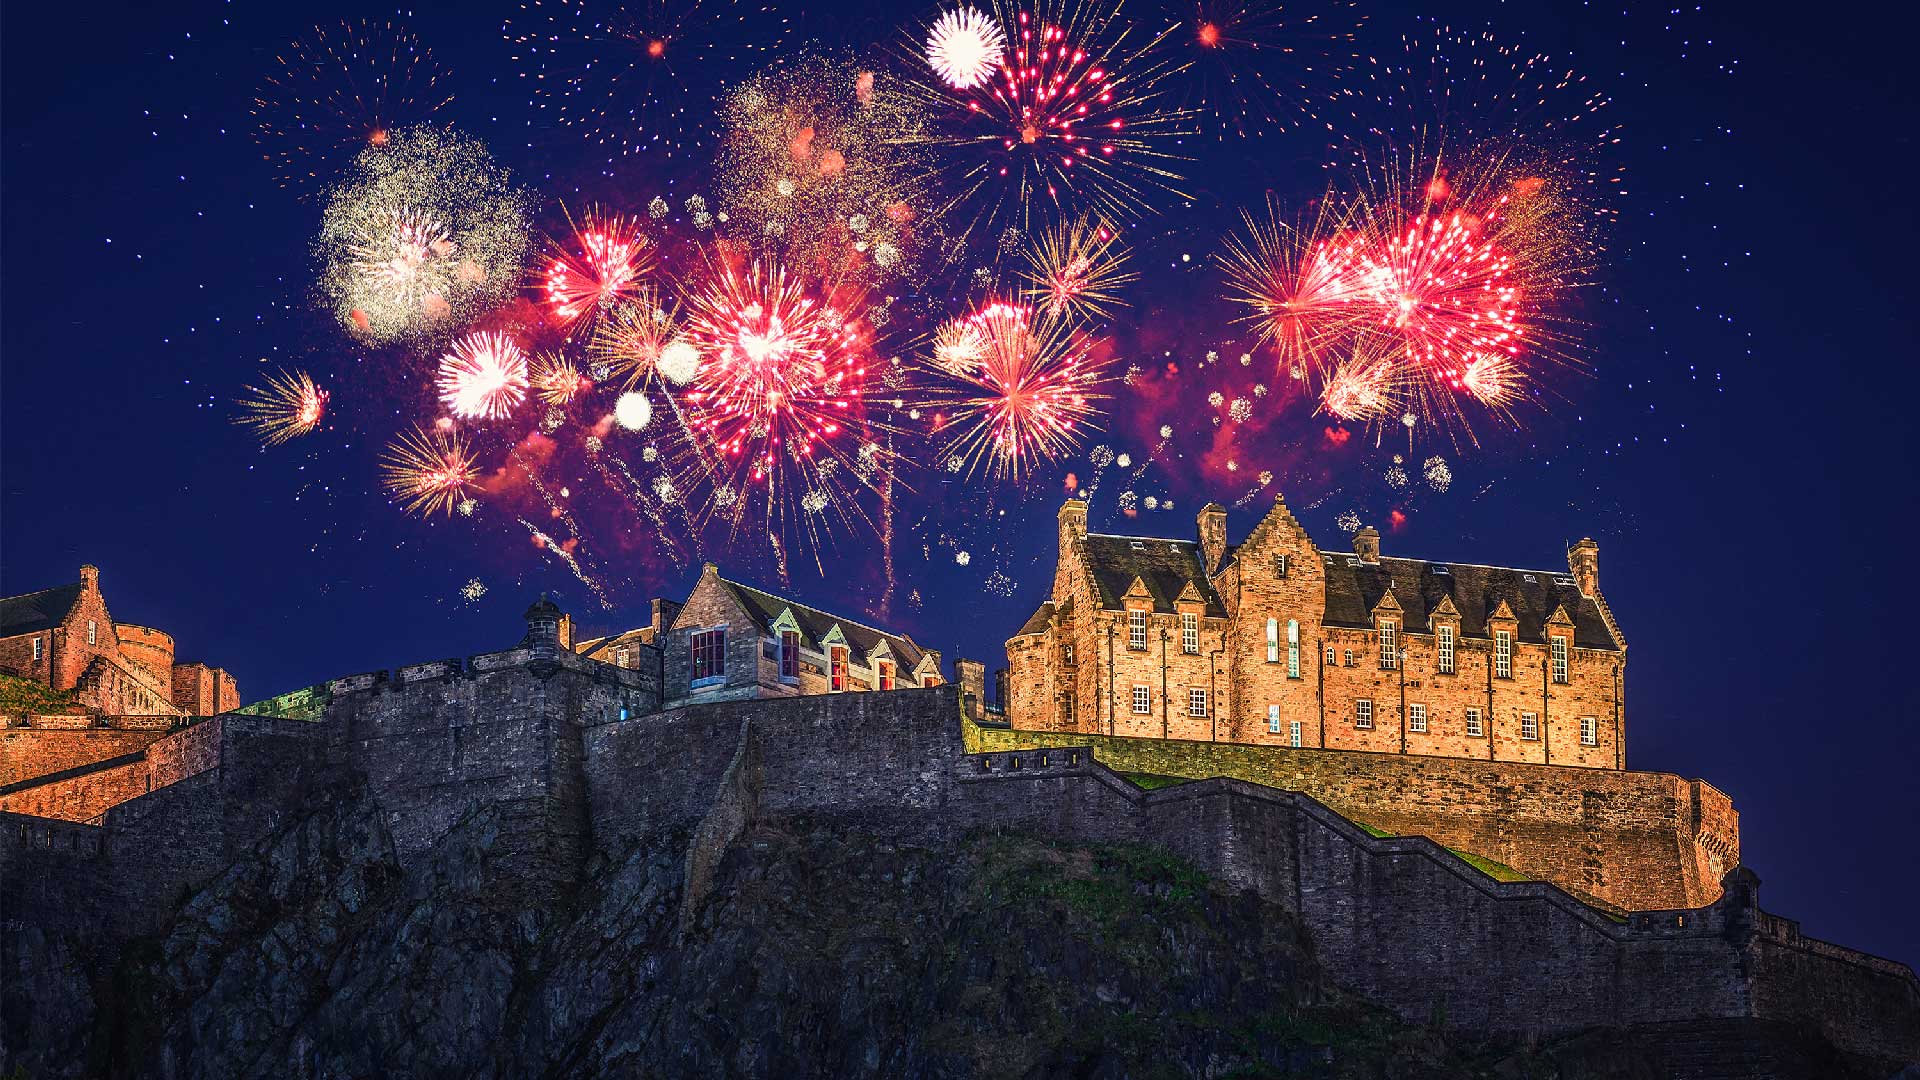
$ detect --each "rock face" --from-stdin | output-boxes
[1,773,1893,1080]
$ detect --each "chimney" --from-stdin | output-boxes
[556,613,575,652]
[1057,499,1088,559]
[1568,538,1600,598]
[955,657,987,720]
[1353,527,1380,564]
[79,564,99,592]
[651,596,684,636]
[1197,502,1228,573]
[523,594,563,658]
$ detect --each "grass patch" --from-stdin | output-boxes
[0,673,81,716]
[1349,819,1393,838]
[1122,772,1190,791]
[1446,848,1530,883]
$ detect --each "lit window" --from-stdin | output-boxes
[87,620,97,646]
[1267,704,1281,734]
[32,637,42,662]
[878,661,895,691]
[1288,720,1302,748]
[1344,649,1354,667]
[1128,610,1147,650]
[1286,620,1301,678]
[1437,625,1455,675]
[691,628,726,683]
[1465,708,1484,737]
[830,645,849,691]
[1188,688,1208,717]
[923,675,937,688]
[1181,613,1199,654]
[1378,621,1397,669]
[1266,618,1279,663]
[1521,712,1539,740]
[1326,645,1336,665]
[1495,630,1513,679]
[1355,699,1373,729]
[1552,637,1569,683]
[780,631,799,679]
[1581,716,1598,746]
[1063,643,1075,665]
[1133,685,1151,714]
[1409,703,1427,733]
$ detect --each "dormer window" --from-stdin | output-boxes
[1127,610,1147,650]
[1130,540,1145,550]
[1432,565,1451,576]
[1523,573,1538,584]
[830,645,849,691]
[877,660,895,691]
[1180,613,1199,654]
[780,631,799,679]
[1378,621,1397,669]
[1551,636,1569,683]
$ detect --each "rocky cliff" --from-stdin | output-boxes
[1,770,1893,1080]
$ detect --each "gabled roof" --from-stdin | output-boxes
[0,582,84,638]
[575,626,659,661]
[712,574,928,669]
[1322,555,1618,650]
[1014,601,1056,638]
[1080,534,1228,618]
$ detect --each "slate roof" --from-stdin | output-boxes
[1321,554,1618,650]
[0,583,83,638]
[715,575,929,668]
[1014,601,1056,637]
[1079,534,1229,618]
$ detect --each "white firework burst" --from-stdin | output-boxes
[925,7,1006,90]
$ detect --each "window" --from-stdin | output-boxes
[1580,716,1598,746]
[1128,610,1147,650]
[1062,693,1075,724]
[1343,649,1354,667]
[1378,621,1397,669]
[1286,620,1301,679]
[1551,637,1569,683]
[1063,643,1075,665]
[1133,685,1151,714]
[691,628,727,683]
[1494,630,1513,679]
[1266,618,1280,663]
[1273,553,1289,578]
[32,637,42,662]
[1409,703,1427,733]
[1326,645,1336,665]
[878,661,895,691]
[923,675,937,688]
[780,631,799,679]
[87,620,97,646]
[1267,704,1281,734]
[1521,712,1539,741]
[1289,720,1302,748]
[830,645,849,691]
[1437,625,1455,675]
[1355,700,1373,728]
[1181,613,1199,654]
[1465,708,1484,737]
[1187,688,1208,717]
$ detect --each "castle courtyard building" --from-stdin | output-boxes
[1007,496,1626,768]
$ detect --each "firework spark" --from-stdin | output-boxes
[252,19,453,193]
[542,209,653,331]
[1021,215,1137,320]
[925,7,1007,89]
[530,350,588,405]
[236,369,329,445]
[1219,192,1368,377]
[1156,0,1365,139]
[438,331,530,421]
[381,425,479,516]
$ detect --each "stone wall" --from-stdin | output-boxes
[960,719,1734,911]
[0,726,171,786]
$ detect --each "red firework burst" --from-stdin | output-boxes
[1351,203,1520,381]
[437,330,529,421]
[541,209,653,330]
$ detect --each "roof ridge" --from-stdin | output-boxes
[1363,554,1569,578]
[0,581,81,606]
[718,575,914,647]
[1088,531,1197,545]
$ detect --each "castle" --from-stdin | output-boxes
[0,565,239,718]
[1008,496,1624,767]
[3,600,1915,1070]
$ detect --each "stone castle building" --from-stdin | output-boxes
[0,565,238,718]
[578,564,943,703]
[1007,496,1625,768]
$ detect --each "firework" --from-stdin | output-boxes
[588,290,684,389]
[252,19,453,193]
[919,301,1111,481]
[1021,215,1137,320]
[381,425,479,516]
[715,55,937,283]
[1156,0,1365,138]
[904,0,1196,238]
[1317,339,1399,422]
[542,209,653,331]
[530,350,588,405]
[437,331,530,421]
[504,0,795,160]
[1218,192,1371,378]
[925,7,1007,89]
[317,127,531,343]
[931,316,988,375]
[1457,352,1521,409]
[615,391,654,430]
[235,369,329,445]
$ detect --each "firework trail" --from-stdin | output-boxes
[1152,0,1366,139]
[235,369,329,445]
[519,518,614,609]
[253,19,453,193]
[381,426,479,516]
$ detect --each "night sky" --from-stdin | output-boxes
[4,0,1916,967]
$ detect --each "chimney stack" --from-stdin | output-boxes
[955,658,987,720]
[79,564,99,592]
[1353,527,1380,564]
[1197,502,1228,573]
[1057,499,1088,559]
[1568,538,1600,598]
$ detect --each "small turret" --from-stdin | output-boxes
[524,594,563,658]
[1353,526,1380,564]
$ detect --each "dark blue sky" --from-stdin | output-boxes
[5,1,1916,965]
